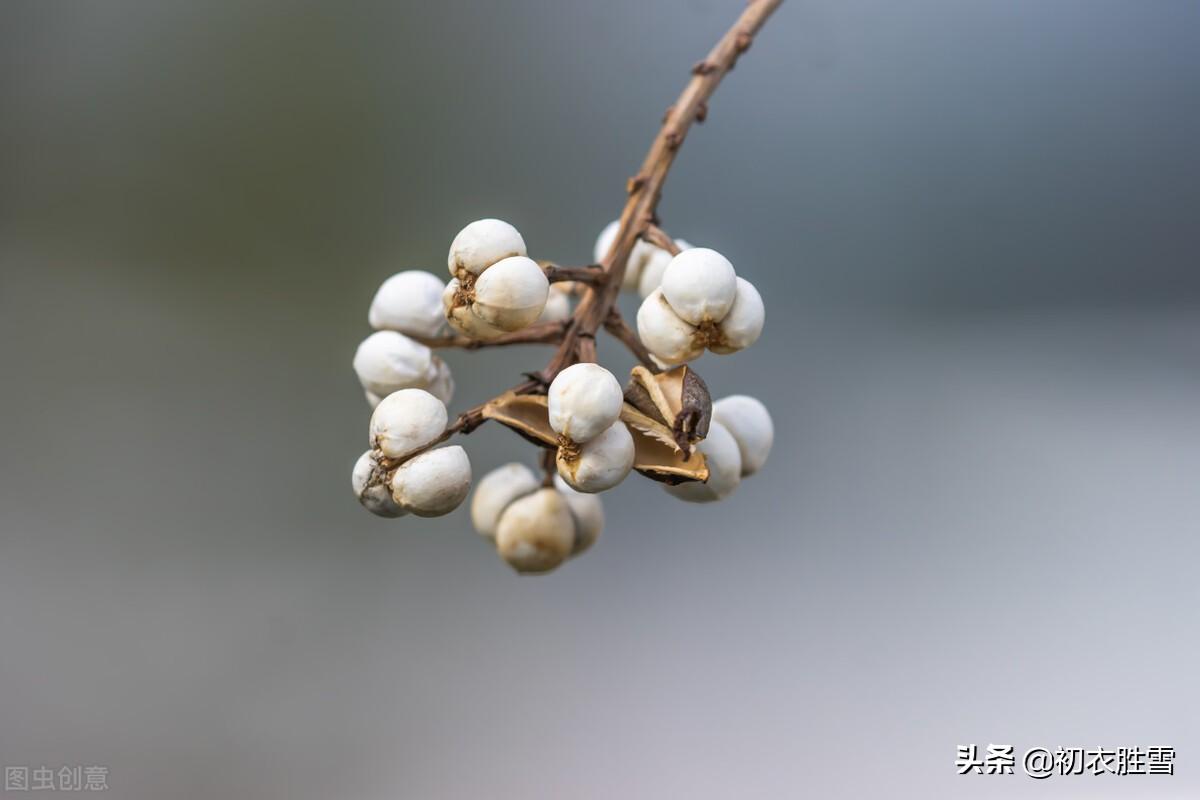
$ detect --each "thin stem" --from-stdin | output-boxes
[540,448,557,487]
[642,224,681,256]
[408,320,566,350]
[603,309,659,371]
[394,0,782,462]
[541,0,783,381]
[541,263,606,285]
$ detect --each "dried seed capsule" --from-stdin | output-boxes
[353,330,435,398]
[447,218,526,279]
[495,488,576,574]
[470,462,540,540]
[664,421,742,503]
[554,475,604,555]
[470,255,549,331]
[368,270,447,337]
[352,450,406,518]
[636,288,704,365]
[548,363,624,444]
[660,247,737,325]
[368,388,447,460]
[389,445,472,517]
[710,277,765,354]
[556,420,635,493]
[712,395,773,476]
[624,364,712,451]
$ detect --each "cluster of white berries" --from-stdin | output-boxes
[472,465,603,574]
[353,388,471,518]
[595,219,765,366]
[350,217,773,574]
[443,219,550,339]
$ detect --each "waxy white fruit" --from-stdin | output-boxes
[636,288,704,365]
[470,464,606,565]
[389,445,472,517]
[368,270,447,337]
[554,475,604,555]
[368,388,448,460]
[665,421,742,503]
[537,282,573,323]
[635,247,764,364]
[424,356,455,405]
[556,419,634,493]
[595,220,693,294]
[470,255,549,331]
[712,395,773,476]
[709,278,764,354]
[495,488,576,574]
[548,363,624,444]
[661,247,737,325]
[594,219,657,291]
[442,279,510,341]
[353,331,433,399]
[352,450,406,518]
[470,462,540,540]
[448,218,526,278]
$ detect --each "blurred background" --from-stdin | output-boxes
[2,1,1198,797]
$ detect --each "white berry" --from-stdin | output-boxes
[537,282,573,323]
[636,288,703,365]
[495,488,576,574]
[712,395,773,476]
[352,450,406,518]
[470,255,549,331]
[711,277,765,354]
[554,475,604,555]
[594,219,660,291]
[556,420,634,493]
[353,330,434,399]
[389,445,472,517]
[368,271,447,337]
[368,388,447,460]
[448,219,526,278]
[470,462,540,540]
[548,363,624,444]
[665,420,742,503]
[660,247,737,325]
[442,278,509,341]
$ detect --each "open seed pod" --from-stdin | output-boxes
[482,391,709,486]
[623,365,711,451]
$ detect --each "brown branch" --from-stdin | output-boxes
[398,0,782,458]
[642,224,681,256]
[603,309,659,371]
[540,0,783,381]
[541,262,606,285]
[408,320,566,350]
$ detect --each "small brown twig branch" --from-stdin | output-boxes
[541,263,606,285]
[408,320,567,350]
[603,309,659,371]
[540,0,782,381]
[642,224,681,256]
[414,0,781,452]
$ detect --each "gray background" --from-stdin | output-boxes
[2,1,1198,797]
